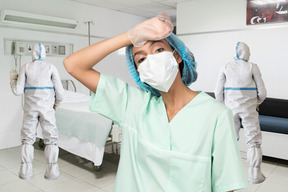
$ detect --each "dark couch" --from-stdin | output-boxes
[206,92,288,134]
[258,98,288,134]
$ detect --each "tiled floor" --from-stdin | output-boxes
[239,156,288,192]
[0,142,118,192]
[0,143,287,192]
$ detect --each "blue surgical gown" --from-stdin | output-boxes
[89,74,248,192]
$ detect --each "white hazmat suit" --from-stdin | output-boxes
[214,42,267,184]
[10,43,64,180]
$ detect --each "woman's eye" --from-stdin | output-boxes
[137,57,146,64]
[155,48,164,53]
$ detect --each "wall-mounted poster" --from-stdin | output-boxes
[247,0,288,25]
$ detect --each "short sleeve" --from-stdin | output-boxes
[211,108,248,192]
[89,74,149,127]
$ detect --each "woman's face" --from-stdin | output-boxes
[132,39,175,68]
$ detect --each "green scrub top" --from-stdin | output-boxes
[89,74,248,192]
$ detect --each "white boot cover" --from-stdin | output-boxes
[44,144,60,180]
[247,146,265,184]
[19,144,34,180]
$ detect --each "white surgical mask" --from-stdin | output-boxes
[138,51,179,92]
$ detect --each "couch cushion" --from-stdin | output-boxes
[259,98,288,118]
[259,115,288,134]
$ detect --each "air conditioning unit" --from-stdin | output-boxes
[0,10,78,29]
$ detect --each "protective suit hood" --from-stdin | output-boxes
[126,33,197,97]
[234,42,250,62]
[32,43,46,61]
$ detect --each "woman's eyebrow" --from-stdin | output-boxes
[133,40,164,58]
[149,40,162,48]
[133,50,144,59]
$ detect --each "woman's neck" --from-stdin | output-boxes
[161,77,198,122]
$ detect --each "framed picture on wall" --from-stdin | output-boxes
[246,0,288,25]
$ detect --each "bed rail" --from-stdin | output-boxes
[61,79,77,92]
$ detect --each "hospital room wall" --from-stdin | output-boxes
[177,0,288,99]
[0,0,142,149]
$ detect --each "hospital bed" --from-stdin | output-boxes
[37,80,121,170]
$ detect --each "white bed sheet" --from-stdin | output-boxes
[37,90,113,166]
[58,134,106,166]
[56,101,112,147]
[62,90,91,103]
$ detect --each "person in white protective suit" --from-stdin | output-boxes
[214,42,267,184]
[9,43,64,180]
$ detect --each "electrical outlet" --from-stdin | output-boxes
[51,45,58,55]
[58,45,66,55]
[27,45,32,52]
[14,41,26,55]
[44,45,50,54]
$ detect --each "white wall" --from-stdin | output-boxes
[0,0,141,149]
[177,0,246,34]
[177,0,288,99]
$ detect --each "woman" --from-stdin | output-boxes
[64,12,247,192]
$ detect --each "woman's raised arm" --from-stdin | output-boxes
[63,32,131,93]
[64,12,173,93]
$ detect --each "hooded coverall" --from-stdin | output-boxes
[10,43,64,180]
[215,42,267,184]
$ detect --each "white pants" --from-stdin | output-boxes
[20,93,60,180]
[233,107,265,184]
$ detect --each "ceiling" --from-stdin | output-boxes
[71,0,192,25]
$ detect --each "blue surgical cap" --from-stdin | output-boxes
[126,33,197,97]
